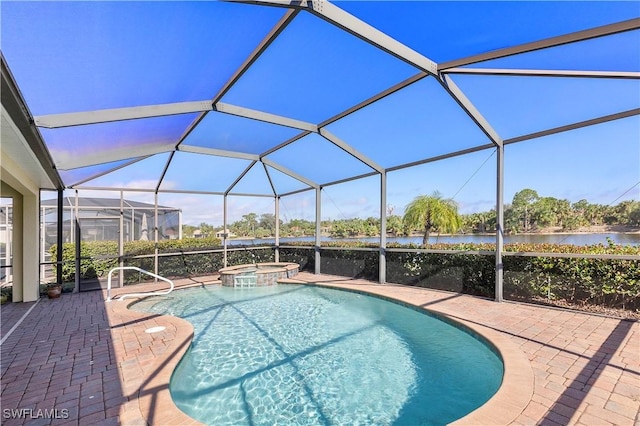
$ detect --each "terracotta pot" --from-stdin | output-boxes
[47,286,62,299]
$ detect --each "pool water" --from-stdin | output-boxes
[131,284,503,425]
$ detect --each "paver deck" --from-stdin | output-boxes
[1,273,638,425]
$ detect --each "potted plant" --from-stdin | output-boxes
[0,287,10,304]
[46,283,62,299]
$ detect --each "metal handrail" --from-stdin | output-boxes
[106,266,174,302]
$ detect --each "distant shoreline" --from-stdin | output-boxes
[481,225,638,236]
[228,225,640,241]
[227,225,640,241]
[403,225,640,238]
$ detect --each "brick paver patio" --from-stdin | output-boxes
[1,273,638,425]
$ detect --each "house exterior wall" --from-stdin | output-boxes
[1,158,40,302]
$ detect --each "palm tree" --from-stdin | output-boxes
[403,192,462,245]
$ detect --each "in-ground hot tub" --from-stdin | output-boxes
[218,262,299,287]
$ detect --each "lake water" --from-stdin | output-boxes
[229,233,640,246]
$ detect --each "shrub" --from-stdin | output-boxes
[280,241,640,311]
[50,237,222,283]
[50,238,639,311]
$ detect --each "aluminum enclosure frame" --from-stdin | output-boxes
[12,1,640,301]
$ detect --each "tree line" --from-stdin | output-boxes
[182,188,640,240]
[486,188,640,234]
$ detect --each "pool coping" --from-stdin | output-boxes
[108,293,204,426]
[113,276,533,425]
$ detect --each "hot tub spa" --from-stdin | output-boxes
[218,262,299,287]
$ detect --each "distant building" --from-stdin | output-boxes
[215,229,236,239]
[40,197,182,248]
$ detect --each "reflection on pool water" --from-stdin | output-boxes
[131,284,503,426]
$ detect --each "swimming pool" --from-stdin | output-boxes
[131,284,503,425]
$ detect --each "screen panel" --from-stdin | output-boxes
[265,133,374,185]
[159,151,254,193]
[266,165,311,195]
[182,111,302,155]
[466,30,640,72]
[229,163,275,196]
[40,114,198,169]
[78,153,172,190]
[326,77,492,168]
[59,159,144,187]
[221,11,417,123]
[450,75,640,139]
[1,1,287,114]
[335,1,640,64]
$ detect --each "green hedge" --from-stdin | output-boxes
[280,241,640,311]
[502,243,639,310]
[125,246,274,281]
[53,240,119,282]
[386,250,495,297]
[49,238,284,284]
[50,239,639,311]
[278,247,315,272]
[51,237,222,283]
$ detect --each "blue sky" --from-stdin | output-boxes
[2,1,639,226]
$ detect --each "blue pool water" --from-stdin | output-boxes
[131,284,503,425]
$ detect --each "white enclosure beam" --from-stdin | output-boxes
[70,186,159,193]
[495,145,505,302]
[215,102,318,132]
[438,74,503,147]
[34,101,213,128]
[262,163,277,196]
[387,144,496,173]
[319,72,428,128]
[118,191,124,288]
[226,192,275,198]
[319,128,384,173]
[234,0,438,74]
[213,9,298,104]
[73,191,79,292]
[320,171,379,189]
[155,151,176,193]
[279,186,315,198]
[174,9,299,149]
[154,193,159,277]
[306,0,438,75]
[68,156,150,187]
[159,189,226,196]
[379,171,387,284]
[504,108,640,145]
[261,157,319,189]
[225,161,258,195]
[315,187,321,275]
[260,131,312,157]
[71,186,227,196]
[440,18,640,70]
[179,145,260,161]
[262,73,427,161]
[57,143,175,170]
[275,196,280,262]
[223,195,228,267]
[443,68,640,80]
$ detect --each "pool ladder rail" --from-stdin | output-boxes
[106,266,174,302]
